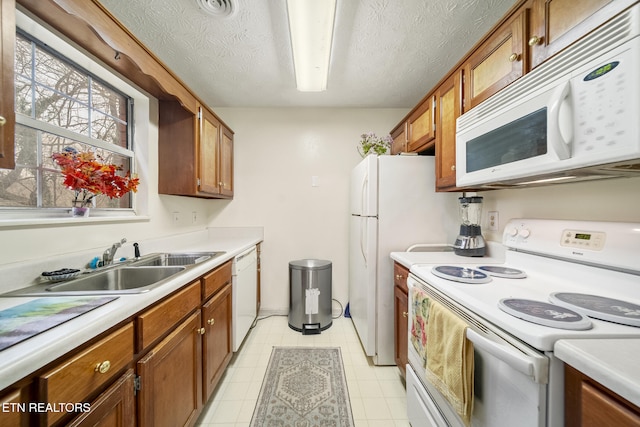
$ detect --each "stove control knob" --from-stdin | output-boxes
[507,227,518,237]
[518,228,531,238]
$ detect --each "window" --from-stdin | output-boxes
[0,29,136,213]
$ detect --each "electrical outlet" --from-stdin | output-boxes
[488,211,499,231]
[172,212,180,224]
[192,211,197,224]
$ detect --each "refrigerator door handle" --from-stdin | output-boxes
[360,218,367,266]
[360,175,368,215]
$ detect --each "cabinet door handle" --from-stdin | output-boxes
[207,318,215,325]
[508,53,519,62]
[402,312,408,318]
[451,165,456,171]
[94,360,111,374]
[528,35,541,46]
[395,274,404,280]
[0,116,6,126]
[197,327,206,335]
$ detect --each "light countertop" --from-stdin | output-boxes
[0,227,262,391]
[555,338,640,408]
[390,241,505,269]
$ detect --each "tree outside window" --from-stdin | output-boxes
[0,31,135,211]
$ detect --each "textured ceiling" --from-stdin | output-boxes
[99,0,517,108]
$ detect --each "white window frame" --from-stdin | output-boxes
[0,9,150,227]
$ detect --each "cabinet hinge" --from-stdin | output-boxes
[197,178,201,188]
[198,107,202,120]
[134,375,141,395]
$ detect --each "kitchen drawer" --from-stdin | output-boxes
[1,388,23,427]
[202,260,232,301]
[394,262,409,292]
[137,281,200,350]
[38,322,134,426]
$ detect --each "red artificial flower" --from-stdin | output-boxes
[52,148,139,207]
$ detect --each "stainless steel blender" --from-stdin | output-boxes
[453,196,486,256]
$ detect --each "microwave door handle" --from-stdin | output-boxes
[466,328,548,384]
[548,81,573,160]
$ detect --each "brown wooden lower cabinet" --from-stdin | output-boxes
[393,262,410,378]
[38,323,134,427]
[0,259,237,427]
[66,369,136,427]
[202,282,233,402]
[393,285,408,378]
[565,364,640,427]
[137,311,203,427]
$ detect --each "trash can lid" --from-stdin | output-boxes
[289,259,332,270]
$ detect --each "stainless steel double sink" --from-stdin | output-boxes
[3,252,225,296]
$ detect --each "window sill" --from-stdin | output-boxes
[0,215,151,229]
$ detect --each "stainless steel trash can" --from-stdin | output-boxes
[288,259,332,334]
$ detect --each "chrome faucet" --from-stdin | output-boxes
[103,238,127,266]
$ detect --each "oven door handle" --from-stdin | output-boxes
[466,328,548,383]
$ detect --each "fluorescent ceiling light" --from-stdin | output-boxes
[286,0,337,92]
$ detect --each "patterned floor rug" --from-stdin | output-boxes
[249,347,355,427]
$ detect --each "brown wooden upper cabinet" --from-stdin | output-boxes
[528,0,633,69]
[435,70,463,191]
[389,0,639,190]
[220,125,234,197]
[158,101,234,199]
[0,0,15,170]
[390,122,408,155]
[198,107,222,195]
[407,95,436,152]
[463,9,527,110]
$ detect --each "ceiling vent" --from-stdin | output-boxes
[196,0,235,17]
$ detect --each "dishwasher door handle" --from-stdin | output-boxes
[235,247,256,263]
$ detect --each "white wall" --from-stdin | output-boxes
[210,108,408,314]
[480,177,640,242]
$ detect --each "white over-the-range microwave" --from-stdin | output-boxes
[456,4,640,188]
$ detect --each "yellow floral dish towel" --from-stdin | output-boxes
[410,286,430,365]
[425,300,474,426]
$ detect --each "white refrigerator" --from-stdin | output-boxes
[349,154,456,365]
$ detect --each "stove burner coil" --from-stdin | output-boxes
[431,265,492,284]
[550,293,640,327]
[498,298,593,330]
[477,265,527,278]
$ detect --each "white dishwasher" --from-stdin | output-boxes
[232,246,258,351]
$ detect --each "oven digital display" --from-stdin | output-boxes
[561,229,605,250]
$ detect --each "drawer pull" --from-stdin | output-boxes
[402,312,408,318]
[395,274,404,280]
[508,53,519,62]
[528,35,541,46]
[94,360,111,374]
[207,318,215,325]
[197,327,206,335]
[0,116,6,126]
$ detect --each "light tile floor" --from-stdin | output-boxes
[196,315,410,427]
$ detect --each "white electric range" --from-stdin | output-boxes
[405,219,640,427]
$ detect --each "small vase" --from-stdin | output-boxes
[71,206,90,217]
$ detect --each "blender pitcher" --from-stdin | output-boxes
[453,196,486,256]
